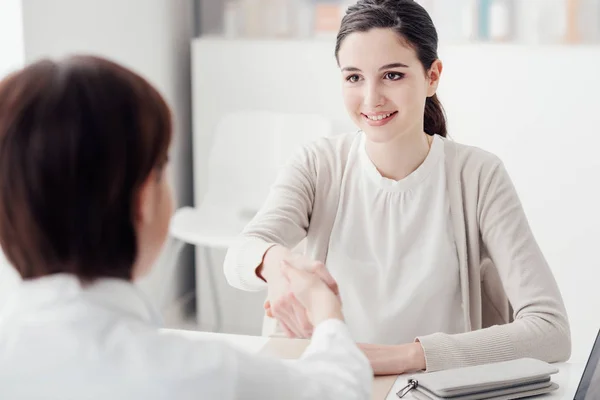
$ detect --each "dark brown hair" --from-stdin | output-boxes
[0,55,172,282]
[335,0,447,137]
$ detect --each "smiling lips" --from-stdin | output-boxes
[362,111,398,126]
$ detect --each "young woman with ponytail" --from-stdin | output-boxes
[225,0,571,375]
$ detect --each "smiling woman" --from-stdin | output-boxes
[336,8,445,137]
[224,0,571,376]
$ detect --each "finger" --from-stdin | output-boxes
[280,321,295,338]
[289,301,305,338]
[290,294,312,337]
[274,263,305,337]
[304,309,314,336]
[284,294,306,338]
[263,300,271,309]
[280,263,312,337]
[272,308,301,337]
[313,262,339,295]
[265,304,273,318]
[272,295,303,338]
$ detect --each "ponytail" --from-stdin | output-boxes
[424,94,447,137]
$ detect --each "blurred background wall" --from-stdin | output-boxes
[0,0,196,325]
[0,0,26,310]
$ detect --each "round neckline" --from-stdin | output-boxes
[358,133,444,192]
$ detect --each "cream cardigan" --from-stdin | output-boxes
[223,132,571,372]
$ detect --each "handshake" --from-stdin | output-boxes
[259,245,342,338]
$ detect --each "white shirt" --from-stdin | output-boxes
[326,134,464,344]
[0,274,372,400]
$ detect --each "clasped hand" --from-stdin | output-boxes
[263,254,340,338]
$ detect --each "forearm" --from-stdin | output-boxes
[416,315,571,372]
[359,342,425,376]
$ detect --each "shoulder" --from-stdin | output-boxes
[442,137,519,213]
[288,131,360,176]
[443,137,503,170]
[300,131,359,161]
[442,136,506,182]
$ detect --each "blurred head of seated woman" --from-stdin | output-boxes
[0,55,173,284]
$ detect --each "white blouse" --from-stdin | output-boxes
[0,273,372,400]
[326,133,465,344]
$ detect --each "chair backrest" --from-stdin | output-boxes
[201,110,332,214]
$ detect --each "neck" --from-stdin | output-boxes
[365,130,433,181]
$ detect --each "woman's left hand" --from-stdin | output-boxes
[358,342,426,376]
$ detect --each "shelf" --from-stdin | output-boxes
[193,35,600,49]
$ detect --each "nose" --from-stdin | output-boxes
[363,81,385,109]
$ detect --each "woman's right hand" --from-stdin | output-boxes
[280,261,344,326]
[260,248,339,338]
[264,267,313,338]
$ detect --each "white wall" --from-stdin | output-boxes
[199,0,224,35]
[192,38,600,360]
[0,0,24,76]
[0,0,25,306]
[20,0,196,322]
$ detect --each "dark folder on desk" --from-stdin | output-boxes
[260,338,397,400]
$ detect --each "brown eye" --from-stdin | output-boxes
[346,74,360,83]
[385,72,404,81]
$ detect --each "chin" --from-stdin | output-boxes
[361,126,400,144]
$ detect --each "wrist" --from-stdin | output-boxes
[313,309,344,325]
[407,341,426,371]
[257,245,289,282]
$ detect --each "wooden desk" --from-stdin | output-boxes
[162,329,585,399]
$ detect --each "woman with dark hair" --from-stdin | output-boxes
[0,56,372,399]
[225,0,571,375]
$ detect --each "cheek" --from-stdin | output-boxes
[162,183,174,227]
[342,87,362,112]
[390,85,425,115]
[154,180,174,241]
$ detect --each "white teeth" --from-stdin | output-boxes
[367,112,393,121]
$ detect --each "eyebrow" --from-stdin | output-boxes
[341,62,409,72]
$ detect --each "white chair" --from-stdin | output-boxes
[169,110,332,332]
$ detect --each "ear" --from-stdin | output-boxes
[134,172,157,226]
[427,59,443,97]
